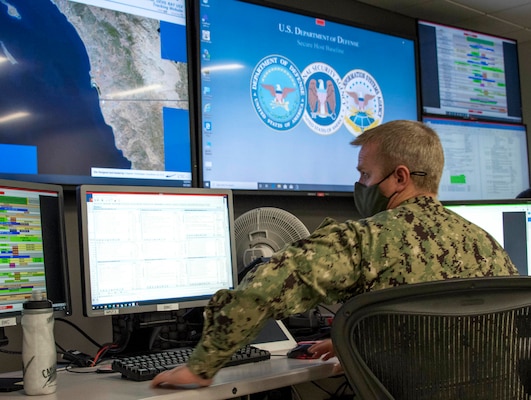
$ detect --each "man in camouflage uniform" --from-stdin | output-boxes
[151,120,518,388]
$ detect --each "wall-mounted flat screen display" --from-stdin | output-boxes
[424,117,529,200]
[197,0,419,194]
[418,20,522,124]
[0,0,193,186]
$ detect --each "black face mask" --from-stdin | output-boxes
[353,171,395,219]
[353,170,428,218]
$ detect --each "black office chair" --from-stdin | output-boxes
[331,276,531,400]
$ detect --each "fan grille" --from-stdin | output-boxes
[234,207,310,273]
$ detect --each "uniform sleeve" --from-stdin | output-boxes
[187,217,365,378]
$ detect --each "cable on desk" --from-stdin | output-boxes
[55,318,103,349]
[55,318,130,368]
[91,343,120,366]
[105,316,134,355]
[64,364,100,374]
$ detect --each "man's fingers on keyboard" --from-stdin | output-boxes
[150,366,212,388]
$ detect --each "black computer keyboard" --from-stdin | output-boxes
[111,344,271,381]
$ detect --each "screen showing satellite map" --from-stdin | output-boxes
[0,0,192,185]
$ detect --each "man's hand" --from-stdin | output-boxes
[308,339,336,360]
[308,339,343,374]
[150,365,213,388]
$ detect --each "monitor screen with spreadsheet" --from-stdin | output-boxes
[443,199,531,276]
[0,179,71,323]
[423,116,529,201]
[77,185,237,317]
[418,19,522,124]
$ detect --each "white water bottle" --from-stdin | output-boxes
[21,290,57,395]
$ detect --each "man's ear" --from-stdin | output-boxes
[394,165,410,188]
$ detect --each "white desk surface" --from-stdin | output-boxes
[0,356,338,400]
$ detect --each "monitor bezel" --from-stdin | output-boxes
[442,198,531,207]
[77,184,238,318]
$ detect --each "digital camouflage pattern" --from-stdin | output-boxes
[188,196,518,378]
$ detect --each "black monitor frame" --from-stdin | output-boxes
[77,184,238,318]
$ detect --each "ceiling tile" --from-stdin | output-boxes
[457,15,524,36]
[354,0,531,43]
[492,3,531,29]
[396,1,480,24]
[356,0,430,12]
[452,0,531,14]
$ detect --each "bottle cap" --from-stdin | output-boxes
[23,299,52,309]
[23,290,52,309]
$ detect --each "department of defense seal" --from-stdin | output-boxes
[250,55,306,131]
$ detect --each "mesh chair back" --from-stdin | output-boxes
[332,277,531,400]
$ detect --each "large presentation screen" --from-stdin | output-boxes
[418,20,522,124]
[424,117,529,200]
[0,0,192,186]
[198,0,419,194]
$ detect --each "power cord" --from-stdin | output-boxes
[55,318,127,368]
[55,318,103,349]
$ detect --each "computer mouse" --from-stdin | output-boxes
[286,343,315,359]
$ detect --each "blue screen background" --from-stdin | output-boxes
[200,0,418,192]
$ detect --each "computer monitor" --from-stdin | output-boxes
[77,185,238,318]
[196,0,419,195]
[443,199,531,276]
[423,116,529,201]
[0,0,193,187]
[0,179,71,336]
[418,19,522,124]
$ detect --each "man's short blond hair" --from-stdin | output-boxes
[351,120,444,194]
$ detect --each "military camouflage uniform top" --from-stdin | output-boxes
[188,196,518,379]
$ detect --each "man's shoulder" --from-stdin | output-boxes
[368,196,444,223]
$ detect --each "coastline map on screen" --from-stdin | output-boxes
[0,0,192,185]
